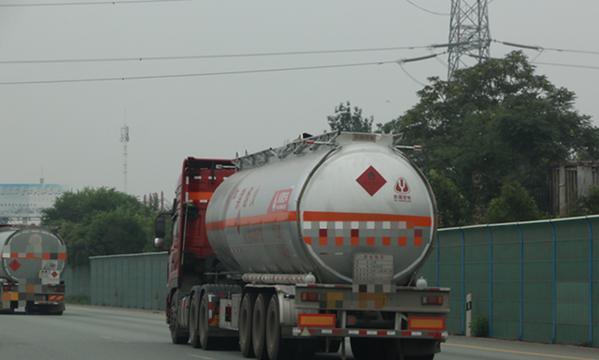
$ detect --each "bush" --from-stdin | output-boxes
[469,314,489,337]
[66,294,91,305]
[484,181,544,223]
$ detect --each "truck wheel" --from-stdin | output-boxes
[251,293,269,360]
[169,292,189,344]
[265,295,295,360]
[189,292,201,348]
[199,291,219,350]
[239,292,256,358]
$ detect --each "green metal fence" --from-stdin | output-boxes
[418,216,598,347]
[89,252,168,310]
[64,264,91,300]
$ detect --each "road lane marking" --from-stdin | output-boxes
[188,354,218,360]
[101,336,131,343]
[444,343,597,360]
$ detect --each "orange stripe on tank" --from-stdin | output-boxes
[206,211,297,231]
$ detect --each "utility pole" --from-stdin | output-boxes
[120,112,130,194]
[447,0,491,79]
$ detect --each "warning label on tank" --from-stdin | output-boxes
[267,189,293,213]
[39,269,61,285]
[356,166,387,196]
[8,259,21,272]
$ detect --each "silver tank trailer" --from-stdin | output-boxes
[205,132,437,286]
[0,226,67,283]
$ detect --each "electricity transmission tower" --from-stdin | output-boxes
[447,0,491,79]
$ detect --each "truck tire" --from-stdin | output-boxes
[169,291,189,345]
[251,293,269,360]
[189,292,201,348]
[199,291,220,350]
[239,292,256,358]
[265,295,295,360]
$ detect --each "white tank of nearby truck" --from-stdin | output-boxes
[0,225,66,314]
[206,132,436,286]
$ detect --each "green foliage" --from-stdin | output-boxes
[41,187,160,266]
[566,186,599,216]
[379,51,599,223]
[469,314,489,338]
[327,102,373,133]
[66,294,91,305]
[484,181,544,223]
[427,169,471,227]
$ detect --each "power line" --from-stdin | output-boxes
[0,45,432,65]
[0,60,399,85]
[0,0,196,7]
[404,0,449,16]
[6,40,598,66]
[494,39,599,56]
[531,61,599,71]
[0,52,444,86]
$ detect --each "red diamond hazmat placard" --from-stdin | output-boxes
[356,166,387,196]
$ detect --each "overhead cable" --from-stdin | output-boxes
[0,60,399,86]
[0,45,431,65]
[494,39,599,55]
[0,0,196,7]
[404,0,449,16]
[531,61,599,70]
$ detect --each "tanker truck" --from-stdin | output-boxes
[155,131,449,360]
[0,224,66,315]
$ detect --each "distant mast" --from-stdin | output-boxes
[120,111,130,194]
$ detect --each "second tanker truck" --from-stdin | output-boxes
[155,131,449,359]
[0,224,67,315]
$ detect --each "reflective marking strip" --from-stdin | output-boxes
[298,314,336,328]
[292,328,445,339]
[408,317,446,331]
[188,192,214,202]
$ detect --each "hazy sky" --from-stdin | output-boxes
[1,0,598,202]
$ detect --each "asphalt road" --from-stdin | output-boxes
[0,305,597,360]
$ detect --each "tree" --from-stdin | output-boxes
[42,187,158,266]
[427,169,471,227]
[566,186,599,216]
[327,102,374,132]
[484,181,544,223]
[380,51,599,222]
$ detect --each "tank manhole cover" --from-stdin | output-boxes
[356,166,387,196]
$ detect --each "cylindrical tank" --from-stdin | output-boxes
[206,132,437,286]
[0,226,67,283]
